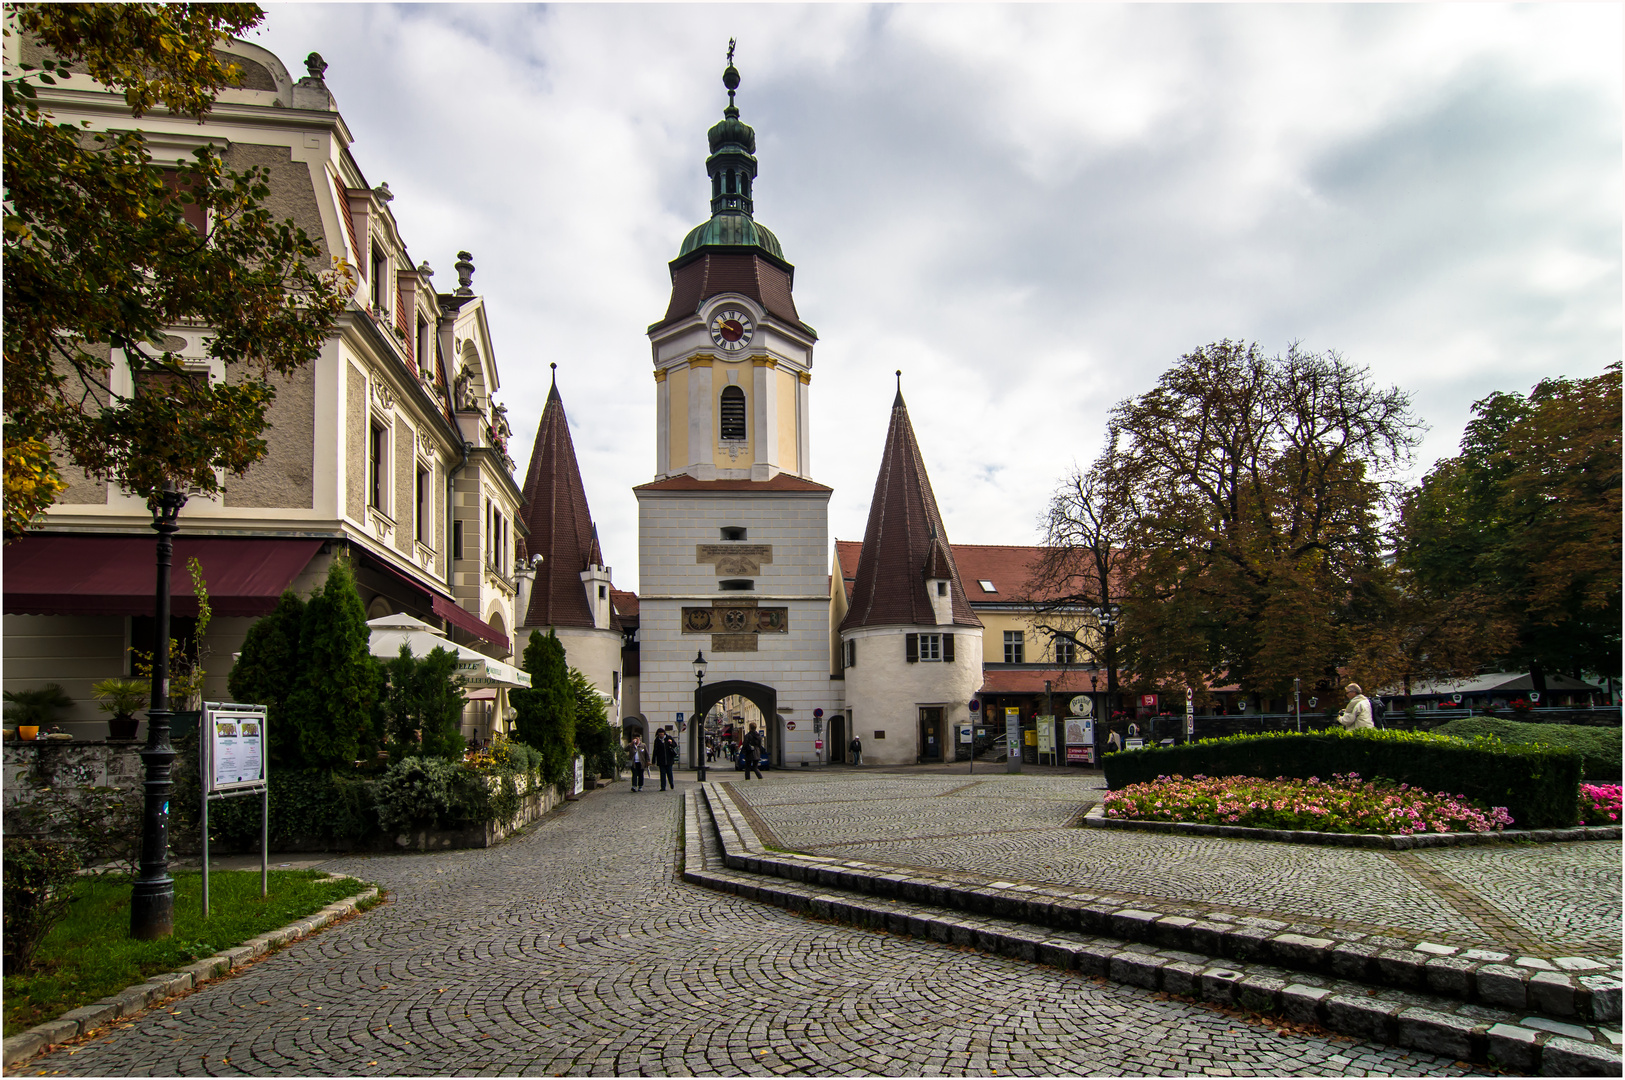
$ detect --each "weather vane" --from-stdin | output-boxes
[727,38,736,65]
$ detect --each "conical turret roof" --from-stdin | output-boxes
[518,372,601,629]
[839,389,981,632]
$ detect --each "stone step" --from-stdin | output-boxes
[683,785,1622,1076]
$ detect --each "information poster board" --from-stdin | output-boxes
[205,704,267,793]
[572,754,585,796]
[1036,716,1055,754]
[1064,716,1095,765]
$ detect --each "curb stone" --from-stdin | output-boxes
[1,881,378,1069]
[1081,804,1623,849]
[705,783,1621,1022]
[685,785,1623,1076]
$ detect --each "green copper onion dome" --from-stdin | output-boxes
[677,42,786,263]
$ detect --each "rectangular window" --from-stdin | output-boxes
[159,170,207,235]
[919,633,942,662]
[453,520,464,561]
[1055,636,1076,665]
[843,639,856,669]
[612,671,621,696]
[415,467,429,542]
[371,250,388,310]
[936,581,948,597]
[1004,630,1024,664]
[368,424,386,511]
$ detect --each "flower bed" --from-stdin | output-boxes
[1102,773,1513,835]
[1578,783,1621,825]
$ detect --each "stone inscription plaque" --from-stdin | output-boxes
[696,544,773,577]
[711,634,758,652]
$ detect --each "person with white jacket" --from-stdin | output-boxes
[1337,683,1375,730]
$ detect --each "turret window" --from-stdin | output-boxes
[719,386,747,441]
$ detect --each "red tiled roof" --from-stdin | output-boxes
[978,669,1094,695]
[835,538,861,602]
[839,392,981,632]
[518,380,599,629]
[610,589,640,619]
[634,473,832,493]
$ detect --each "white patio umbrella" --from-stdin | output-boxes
[366,614,531,689]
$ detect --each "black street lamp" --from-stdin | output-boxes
[1091,605,1120,724]
[692,650,708,783]
[131,481,187,939]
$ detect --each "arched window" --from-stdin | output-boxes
[719,385,746,441]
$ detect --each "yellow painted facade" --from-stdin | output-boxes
[777,365,798,469]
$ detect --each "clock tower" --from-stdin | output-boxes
[634,50,834,769]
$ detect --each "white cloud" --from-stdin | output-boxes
[248,3,1619,593]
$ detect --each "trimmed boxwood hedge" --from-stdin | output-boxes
[1430,717,1621,784]
[1101,728,1582,829]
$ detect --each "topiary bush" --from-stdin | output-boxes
[3,838,79,975]
[1102,727,1582,828]
[1432,717,1621,784]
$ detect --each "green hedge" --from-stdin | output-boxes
[1101,728,1582,829]
[1431,717,1621,784]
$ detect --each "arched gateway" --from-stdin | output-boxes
[691,679,776,766]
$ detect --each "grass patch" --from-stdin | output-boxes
[3,869,369,1037]
[1431,717,1622,783]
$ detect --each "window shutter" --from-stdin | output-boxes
[943,633,955,662]
[905,634,918,663]
[846,639,856,669]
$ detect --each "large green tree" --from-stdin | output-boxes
[3,3,350,535]
[567,666,615,780]
[1103,342,1422,702]
[282,560,379,769]
[381,645,467,760]
[1397,363,1621,687]
[226,589,306,769]
[511,631,575,785]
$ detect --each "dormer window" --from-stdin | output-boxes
[371,250,388,311]
[719,386,746,441]
[936,581,948,597]
[721,527,747,541]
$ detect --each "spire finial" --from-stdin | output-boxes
[723,39,740,110]
[550,362,557,385]
[894,369,904,406]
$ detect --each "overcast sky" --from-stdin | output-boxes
[250,3,1620,595]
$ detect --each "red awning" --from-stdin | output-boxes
[432,593,509,652]
[3,535,324,618]
[978,669,1093,695]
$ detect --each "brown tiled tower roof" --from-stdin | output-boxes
[518,374,599,629]
[839,390,982,632]
[650,251,814,338]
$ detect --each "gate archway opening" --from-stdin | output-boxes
[692,680,777,769]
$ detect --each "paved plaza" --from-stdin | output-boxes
[11,769,1517,1077]
[726,768,1622,960]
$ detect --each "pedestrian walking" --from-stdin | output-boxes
[849,734,862,766]
[654,729,677,791]
[742,723,765,779]
[1337,683,1375,730]
[628,736,647,791]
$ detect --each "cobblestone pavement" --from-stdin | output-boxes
[19,776,1497,1077]
[728,769,1622,958]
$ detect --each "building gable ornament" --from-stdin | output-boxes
[371,380,396,412]
[696,543,772,576]
[681,601,788,652]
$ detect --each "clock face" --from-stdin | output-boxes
[709,308,754,352]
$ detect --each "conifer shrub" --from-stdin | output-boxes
[1102,727,1582,828]
[227,590,306,769]
[569,667,615,782]
[381,643,467,760]
[512,631,575,786]
[282,560,380,768]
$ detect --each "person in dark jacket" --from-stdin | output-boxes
[741,723,764,779]
[651,729,675,791]
[628,736,647,791]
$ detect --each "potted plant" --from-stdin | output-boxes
[3,684,72,740]
[92,677,149,739]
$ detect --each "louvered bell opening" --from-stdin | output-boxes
[720,385,747,440]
